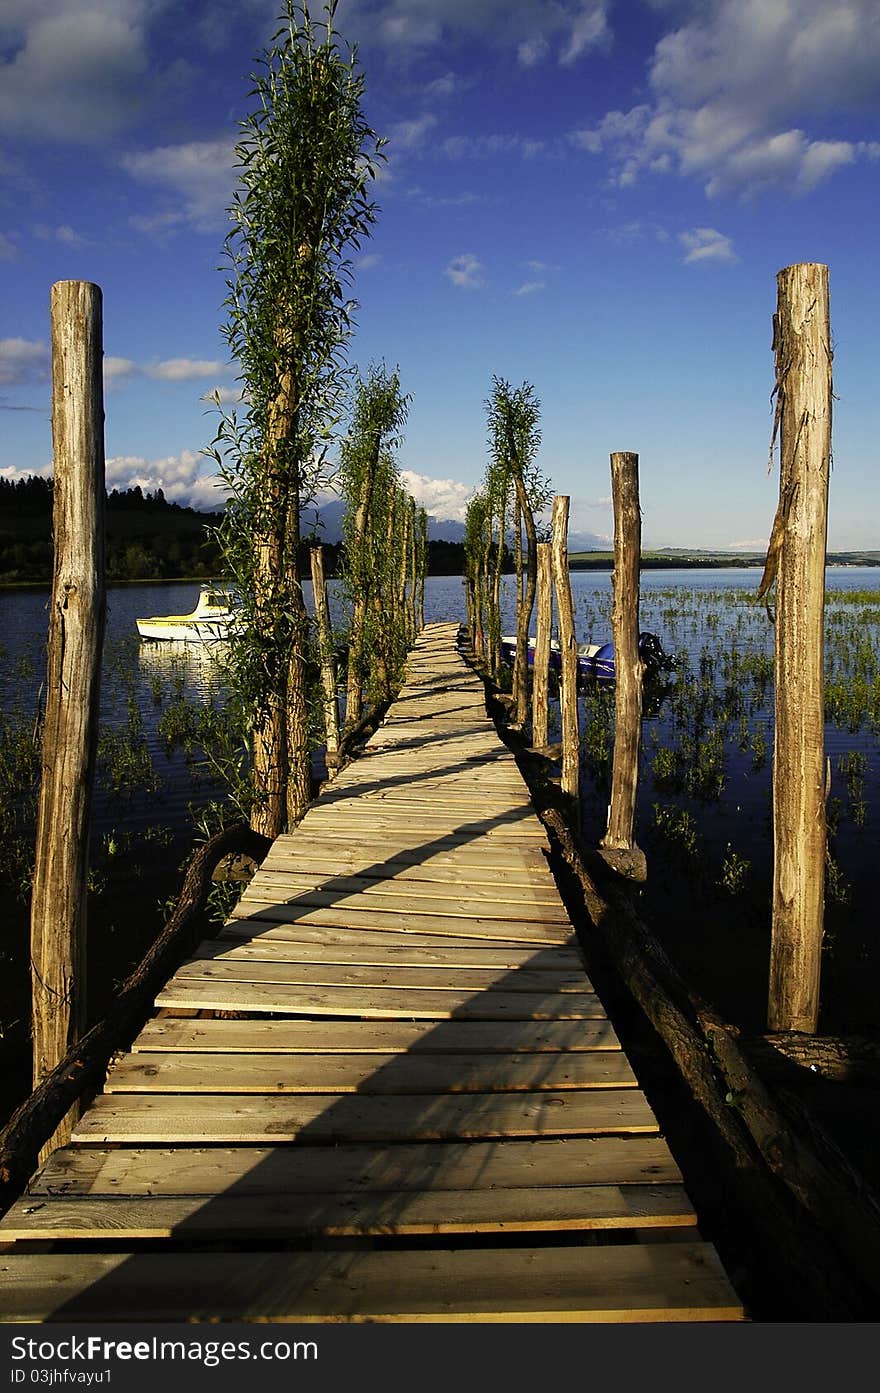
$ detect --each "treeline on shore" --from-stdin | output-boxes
[0,476,468,583]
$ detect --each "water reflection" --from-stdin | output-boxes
[136,636,232,704]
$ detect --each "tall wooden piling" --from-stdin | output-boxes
[766,263,832,1034]
[600,451,646,880]
[309,543,340,776]
[550,496,579,807]
[531,541,552,749]
[30,281,106,1152]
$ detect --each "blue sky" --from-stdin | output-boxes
[1,0,878,550]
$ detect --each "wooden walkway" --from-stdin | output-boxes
[0,622,744,1322]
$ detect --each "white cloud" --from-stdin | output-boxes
[727,536,768,551]
[513,280,546,296]
[560,3,610,66]
[389,114,438,150]
[0,463,49,483]
[122,138,237,234]
[0,232,18,260]
[2,448,228,512]
[0,337,48,386]
[398,469,475,522]
[797,138,857,190]
[34,223,88,246]
[679,226,738,264]
[444,252,485,289]
[346,1,610,67]
[442,133,548,160]
[422,72,466,99]
[571,1,880,198]
[202,385,244,405]
[106,449,230,511]
[518,37,549,67]
[103,356,137,388]
[146,358,226,382]
[0,4,149,143]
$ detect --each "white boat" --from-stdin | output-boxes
[135,585,241,643]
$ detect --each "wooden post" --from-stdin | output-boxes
[531,541,552,749]
[767,263,832,1034]
[30,281,106,1153]
[600,451,647,881]
[550,496,579,808]
[309,543,340,777]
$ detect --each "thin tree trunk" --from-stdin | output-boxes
[251,336,297,838]
[512,469,538,726]
[531,541,552,749]
[344,437,380,731]
[551,495,579,807]
[405,496,417,641]
[767,263,832,1034]
[31,281,106,1157]
[490,494,506,677]
[601,451,645,878]
[416,509,427,631]
[310,543,340,777]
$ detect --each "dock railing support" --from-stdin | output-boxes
[766,262,832,1034]
[531,541,552,749]
[550,496,579,810]
[600,450,646,881]
[309,542,340,777]
[30,280,106,1156]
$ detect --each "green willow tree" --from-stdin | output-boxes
[486,377,549,723]
[339,365,412,727]
[464,489,491,660]
[212,0,385,837]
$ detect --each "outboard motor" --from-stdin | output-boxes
[637,632,672,670]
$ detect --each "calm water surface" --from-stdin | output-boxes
[1,567,878,1036]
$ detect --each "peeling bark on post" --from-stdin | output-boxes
[550,496,579,807]
[30,281,106,1155]
[600,451,646,880]
[310,543,340,778]
[531,541,552,749]
[767,263,832,1035]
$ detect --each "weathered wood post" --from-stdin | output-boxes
[550,496,579,808]
[30,281,106,1154]
[600,451,647,881]
[309,542,340,777]
[531,541,552,749]
[766,263,832,1034]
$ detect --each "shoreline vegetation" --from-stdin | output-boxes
[2,478,877,584]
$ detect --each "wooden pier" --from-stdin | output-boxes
[0,623,744,1322]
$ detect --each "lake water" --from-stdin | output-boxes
[1,566,878,1045]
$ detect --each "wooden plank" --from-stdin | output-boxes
[236,882,571,923]
[224,903,574,945]
[0,1245,745,1322]
[217,920,548,951]
[241,869,562,909]
[31,1135,683,1195]
[297,812,549,839]
[264,839,553,870]
[71,1088,661,1143]
[201,938,584,971]
[104,1049,637,1094]
[133,1018,622,1055]
[153,980,604,1018]
[1,1185,697,1241]
[168,957,591,994]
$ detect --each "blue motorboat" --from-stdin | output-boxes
[500,631,671,683]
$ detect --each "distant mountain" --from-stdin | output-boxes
[300,498,607,552]
[302,498,466,545]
